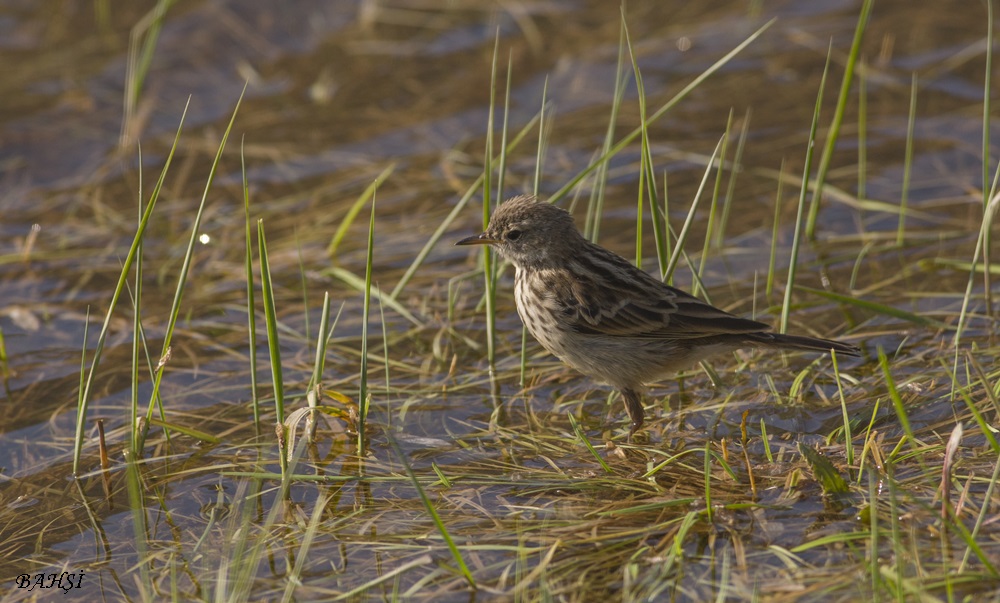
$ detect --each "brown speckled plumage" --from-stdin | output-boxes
[457,195,860,439]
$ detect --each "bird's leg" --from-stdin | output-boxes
[621,388,645,441]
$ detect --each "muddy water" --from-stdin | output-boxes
[1,0,996,599]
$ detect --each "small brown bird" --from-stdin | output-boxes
[457,194,861,439]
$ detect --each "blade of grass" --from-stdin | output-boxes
[567,413,613,474]
[780,43,831,333]
[951,191,1000,374]
[130,149,144,455]
[138,86,246,450]
[981,0,995,320]
[481,31,500,377]
[280,493,333,603]
[622,14,647,269]
[766,160,785,299]
[856,398,883,483]
[896,73,917,247]
[878,347,917,462]
[958,448,1000,573]
[799,442,850,496]
[145,417,221,443]
[715,109,751,247]
[585,18,630,243]
[358,193,376,455]
[794,284,950,329]
[804,0,873,239]
[72,99,189,475]
[242,138,261,435]
[492,48,513,390]
[704,440,713,523]
[390,111,541,299]
[328,266,422,327]
[522,77,550,386]
[309,291,332,394]
[858,56,868,207]
[663,137,723,281]
[658,172,672,282]
[257,220,285,470]
[694,110,732,297]
[307,292,332,441]
[120,0,174,146]
[832,350,853,467]
[760,418,773,463]
[123,447,151,600]
[386,432,475,588]
[867,467,882,599]
[548,19,775,206]
[496,50,512,211]
[326,164,394,258]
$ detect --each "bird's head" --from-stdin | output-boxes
[455,195,580,269]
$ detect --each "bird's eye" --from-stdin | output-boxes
[506,229,522,241]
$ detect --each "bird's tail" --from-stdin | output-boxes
[747,332,861,357]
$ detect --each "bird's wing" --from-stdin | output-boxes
[555,251,769,339]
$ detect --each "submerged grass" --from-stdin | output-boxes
[14,3,1000,603]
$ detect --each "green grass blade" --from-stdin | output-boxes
[799,442,850,496]
[328,267,423,326]
[858,56,868,208]
[257,220,285,454]
[242,138,261,435]
[585,18,629,243]
[522,77,550,386]
[664,137,723,281]
[496,50,512,207]
[326,164,394,258]
[780,45,831,333]
[694,110,732,297]
[760,418,773,463]
[715,108,751,247]
[896,73,917,247]
[121,0,173,146]
[72,98,189,475]
[878,347,916,458]
[124,449,151,600]
[981,0,995,320]
[130,149,144,455]
[794,284,950,329]
[659,172,672,282]
[950,370,1000,456]
[281,493,334,603]
[386,432,475,587]
[146,417,221,444]
[832,350,853,467]
[548,19,775,206]
[567,413,613,474]
[481,30,500,376]
[358,193,376,455]
[958,449,1000,572]
[704,440,713,523]
[139,86,246,448]
[308,292,332,441]
[622,13,649,269]
[805,0,873,239]
[390,111,540,299]
[766,160,785,299]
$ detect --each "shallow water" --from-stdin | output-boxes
[1,0,998,600]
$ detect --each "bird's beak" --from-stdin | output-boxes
[455,232,498,246]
